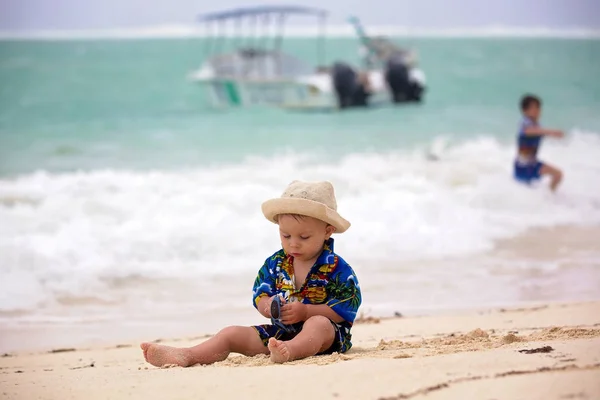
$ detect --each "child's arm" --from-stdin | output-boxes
[256,296,275,319]
[305,304,344,323]
[252,257,278,319]
[279,301,345,324]
[523,126,564,138]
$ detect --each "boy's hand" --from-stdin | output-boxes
[551,130,565,138]
[280,301,307,324]
[261,295,279,317]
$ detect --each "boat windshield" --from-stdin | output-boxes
[207,48,314,79]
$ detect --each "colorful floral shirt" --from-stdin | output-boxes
[252,238,362,352]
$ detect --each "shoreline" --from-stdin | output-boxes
[2,300,599,400]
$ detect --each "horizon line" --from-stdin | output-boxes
[1,24,599,40]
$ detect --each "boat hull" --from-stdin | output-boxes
[195,79,339,110]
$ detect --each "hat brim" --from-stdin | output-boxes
[261,198,350,233]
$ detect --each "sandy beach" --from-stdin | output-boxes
[2,300,599,400]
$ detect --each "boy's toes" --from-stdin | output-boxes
[268,338,291,363]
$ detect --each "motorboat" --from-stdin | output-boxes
[188,6,426,110]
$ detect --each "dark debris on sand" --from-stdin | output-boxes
[70,362,95,370]
[518,346,554,354]
[49,348,76,354]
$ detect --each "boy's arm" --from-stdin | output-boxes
[305,304,344,323]
[256,296,274,319]
[259,297,344,322]
[523,126,564,138]
[279,301,344,324]
[252,258,278,319]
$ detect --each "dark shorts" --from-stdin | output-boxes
[514,160,544,184]
[252,319,343,355]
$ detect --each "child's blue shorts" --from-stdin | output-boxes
[252,321,343,354]
[514,160,544,184]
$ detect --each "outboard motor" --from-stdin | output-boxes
[331,62,360,109]
[407,69,425,103]
[385,54,425,103]
[385,56,411,103]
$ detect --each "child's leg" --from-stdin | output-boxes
[140,326,268,367]
[540,163,563,192]
[268,316,336,363]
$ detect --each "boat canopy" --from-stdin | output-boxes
[197,5,328,22]
[195,5,329,72]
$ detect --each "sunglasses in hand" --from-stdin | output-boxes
[270,295,297,334]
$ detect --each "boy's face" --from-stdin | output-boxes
[525,102,541,120]
[278,215,335,263]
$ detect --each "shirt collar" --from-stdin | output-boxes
[315,238,335,265]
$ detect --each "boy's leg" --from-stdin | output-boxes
[268,316,336,363]
[141,326,268,367]
[539,162,563,192]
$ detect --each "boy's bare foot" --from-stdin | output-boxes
[268,338,292,363]
[140,343,194,367]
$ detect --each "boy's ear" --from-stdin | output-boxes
[325,224,336,238]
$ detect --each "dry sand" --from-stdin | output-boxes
[2,301,599,400]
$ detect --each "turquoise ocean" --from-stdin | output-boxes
[1,34,600,351]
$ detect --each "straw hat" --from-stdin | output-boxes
[261,180,351,233]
